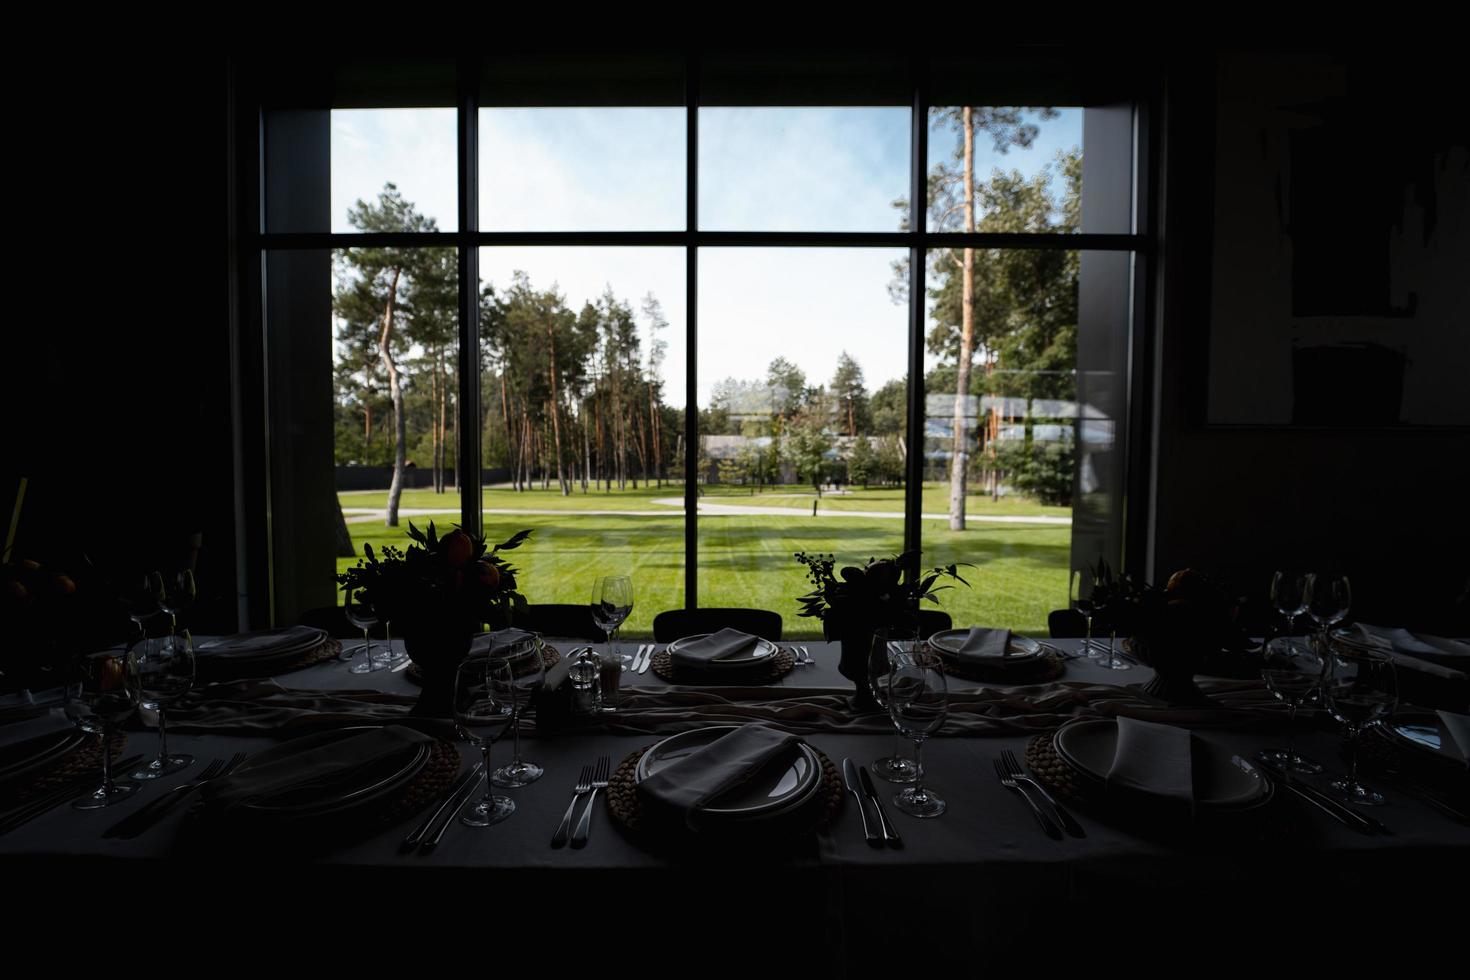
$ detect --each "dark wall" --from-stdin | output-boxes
[1150,52,1470,632]
[4,52,238,633]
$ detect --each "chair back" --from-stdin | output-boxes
[652,607,783,643]
[515,603,608,642]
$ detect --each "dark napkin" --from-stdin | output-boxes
[953,628,1013,664]
[196,626,325,660]
[469,628,538,658]
[0,710,73,755]
[1106,717,1196,815]
[1354,624,1470,681]
[637,725,800,825]
[670,628,763,670]
[1438,711,1470,769]
[199,725,433,812]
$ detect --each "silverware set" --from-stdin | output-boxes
[1253,757,1392,835]
[993,749,1085,840]
[788,645,815,667]
[402,761,485,853]
[551,755,610,848]
[842,757,902,847]
[102,751,249,839]
[0,754,145,837]
[629,645,656,674]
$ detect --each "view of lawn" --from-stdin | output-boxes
[337,483,1070,638]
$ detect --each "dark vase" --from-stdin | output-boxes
[401,624,474,718]
[1129,637,1213,706]
[831,620,879,712]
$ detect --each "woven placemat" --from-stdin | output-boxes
[650,647,796,685]
[937,649,1065,684]
[402,643,561,686]
[1,731,128,805]
[1357,727,1470,801]
[606,741,842,848]
[197,637,343,683]
[180,736,460,851]
[1023,729,1302,844]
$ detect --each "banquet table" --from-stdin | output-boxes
[3,638,1467,972]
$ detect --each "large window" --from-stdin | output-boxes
[251,56,1147,637]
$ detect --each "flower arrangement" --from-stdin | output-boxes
[335,521,532,631]
[794,550,970,634]
[1105,567,1249,702]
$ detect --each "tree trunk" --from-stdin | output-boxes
[379,267,405,527]
[548,326,569,495]
[948,107,976,532]
[333,493,355,558]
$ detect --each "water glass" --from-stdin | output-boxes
[454,658,516,827]
[1323,647,1396,805]
[126,632,196,779]
[887,649,948,818]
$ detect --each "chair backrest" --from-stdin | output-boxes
[1047,608,1119,638]
[916,609,953,637]
[652,608,783,643]
[515,603,607,642]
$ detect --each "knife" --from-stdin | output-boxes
[402,761,483,853]
[842,757,882,846]
[421,768,487,853]
[1256,762,1387,835]
[858,764,903,847]
[638,645,655,674]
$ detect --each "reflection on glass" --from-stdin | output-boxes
[331,109,458,233]
[480,108,685,230]
[698,248,907,634]
[700,107,909,231]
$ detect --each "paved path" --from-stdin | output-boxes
[344,499,1071,526]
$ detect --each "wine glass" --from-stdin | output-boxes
[1305,573,1351,648]
[489,635,545,788]
[590,576,634,667]
[63,651,140,809]
[379,618,407,669]
[886,649,948,818]
[1271,571,1308,638]
[1070,567,1102,660]
[126,632,196,779]
[454,657,516,827]
[1323,647,1396,805]
[123,572,163,640]
[344,591,386,674]
[1254,637,1324,774]
[158,570,195,650]
[868,629,919,784]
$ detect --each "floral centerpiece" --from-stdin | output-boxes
[2,555,122,695]
[336,521,531,714]
[794,551,970,708]
[1106,568,1249,704]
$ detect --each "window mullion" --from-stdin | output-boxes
[457,60,482,540]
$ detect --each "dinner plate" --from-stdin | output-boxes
[927,630,1044,662]
[196,627,326,662]
[635,726,819,819]
[0,728,87,786]
[221,726,430,818]
[1053,719,1271,810]
[1381,710,1466,765]
[664,633,780,669]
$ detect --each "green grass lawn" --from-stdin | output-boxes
[338,483,1070,638]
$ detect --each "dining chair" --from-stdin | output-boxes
[514,603,608,642]
[652,608,783,643]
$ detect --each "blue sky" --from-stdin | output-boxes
[331,106,1080,408]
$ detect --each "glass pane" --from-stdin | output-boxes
[332,242,459,603]
[478,247,687,636]
[699,107,909,231]
[698,249,908,637]
[331,108,458,233]
[479,108,685,230]
[926,106,1082,234]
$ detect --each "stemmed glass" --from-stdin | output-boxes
[590,576,634,667]
[63,652,139,809]
[1305,573,1351,649]
[1070,567,1102,660]
[489,635,545,788]
[1255,637,1324,774]
[1271,571,1308,638]
[454,657,516,827]
[1322,647,1396,805]
[886,649,948,818]
[344,590,388,674]
[157,570,195,651]
[123,572,163,640]
[126,632,196,779]
[868,629,919,784]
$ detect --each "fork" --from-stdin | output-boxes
[800,645,815,666]
[637,645,655,674]
[634,644,651,673]
[994,758,1063,840]
[550,764,594,848]
[0,754,145,837]
[1000,748,1085,837]
[102,751,248,839]
[569,755,610,848]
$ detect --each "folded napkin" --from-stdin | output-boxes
[1438,711,1470,769]
[1106,717,1196,815]
[0,710,73,755]
[200,725,433,812]
[670,628,763,670]
[197,626,325,660]
[469,628,538,658]
[1353,624,1470,681]
[954,628,1013,663]
[637,724,800,825]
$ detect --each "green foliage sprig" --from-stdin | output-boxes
[794,550,971,630]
